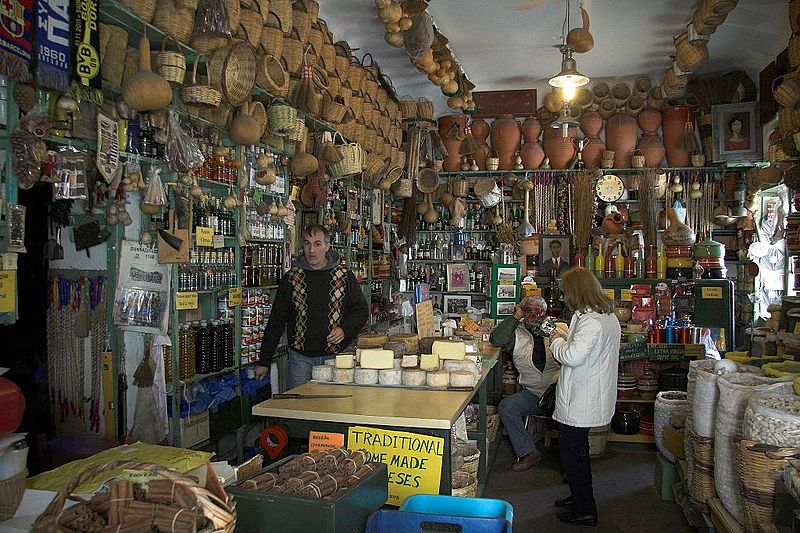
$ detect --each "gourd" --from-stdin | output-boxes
[122,37,173,112]
[229,102,261,145]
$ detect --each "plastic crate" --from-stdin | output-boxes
[400,494,513,524]
[366,510,510,533]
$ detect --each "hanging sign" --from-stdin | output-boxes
[0,271,17,313]
[195,227,214,247]
[228,287,242,307]
[176,292,198,310]
[212,234,225,248]
[603,288,615,300]
[701,286,723,299]
[620,289,632,302]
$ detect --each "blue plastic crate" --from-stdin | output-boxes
[400,494,514,525]
[366,510,510,533]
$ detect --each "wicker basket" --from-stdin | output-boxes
[417,97,434,119]
[349,59,365,93]
[250,100,267,136]
[237,6,264,47]
[675,32,709,72]
[191,34,231,54]
[458,444,480,475]
[100,24,128,87]
[322,95,347,124]
[154,35,186,84]
[30,461,235,533]
[301,0,319,22]
[308,20,324,55]
[486,413,501,443]
[334,43,350,79]
[282,28,304,76]
[152,0,194,45]
[120,0,156,22]
[182,56,222,107]
[736,439,800,533]
[452,470,478,498]
[399,95,417,118]
[269,0,292,35]
[328,132,364,176]
[268,103,297,134]
[687,428,716,511]
[288,116,306,144]
[291,2,310,42]
[256,54,289,97]
[0,469,27,521]
[209,41,258,106]
[261,11,284,58]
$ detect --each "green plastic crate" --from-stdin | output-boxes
[228,456,388,533]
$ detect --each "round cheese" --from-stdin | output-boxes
[443,360,462,372]
[335,354,355,369]
[354,367,379,385]
[357,333,388,348]
[382,341,407,357]
[402,369,426,387]
[426,370,450,388]
[334,368,355,383]
[389,333,419,355]
[379,368,402,385]
[450,370,475,388]
[311,365,334,382]
[400,355,419,368]
[433,339,466,360]
[459,360,479,374]
[419,353,440,371]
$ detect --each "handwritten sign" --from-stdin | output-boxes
[603,288,615,300]
[648,343,687,361]
[228,287,242,307]
[212,234,225,249]
[416,300,434,338]
[195,227,214,247]
[176,292,198,310]
[701,286,723,299]
[308,431,345,452]
[619,341,648,361]
[348,426,443,506]
[0,271,15,313]
[620,289,632,302]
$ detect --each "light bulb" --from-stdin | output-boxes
[562,83,576,101]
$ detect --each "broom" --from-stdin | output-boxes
[675,107,698,152]
[290,47,318,115]
[459,125,480,156]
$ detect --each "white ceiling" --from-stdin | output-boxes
[319,0,791,115]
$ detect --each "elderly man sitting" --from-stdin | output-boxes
[490,295,560,472]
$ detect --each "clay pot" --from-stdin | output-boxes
[582,137,605,168]
[637,107,662,133]
[580,108,603,137]
[521,116,542,143]
[605,113,638,168]
[473,142,490,170]
[520,141,545,170]
[662,207,696,246]
[491,114,522,170]
[602,212,625,234]
[638,132,666,167]
[439,114,467,172]
[662,106,692,167]
[470,118,490,143]
[542,126,577,170]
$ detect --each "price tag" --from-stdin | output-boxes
[196,227,214,247]
[701,286,723,299]
[0,271,16,313]
[212,234,225,249]
[794,322,800,334]
[176,292,198,310]
[228,286,242,307]
[620,289,632,302]
[603,288,615,300]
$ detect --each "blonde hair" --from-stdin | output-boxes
[561,267,615,314]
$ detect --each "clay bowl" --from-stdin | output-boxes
[614,308,632,323]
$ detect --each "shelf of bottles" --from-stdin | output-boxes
[241,288,273,366]
[242,243,284,288]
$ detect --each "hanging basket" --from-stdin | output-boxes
[282,28,304,75]
[152,0,194,45]
[292,2,311,43]
[181,55,222,107]
[154,35,186,84]
[261,11,284,58]
[675,32,709,72]
[322,95,348,124]
[208,41,258,106]
[269,0,292,35]
[267,103,298,134]
[236,6,264,47]
[417,97,434,119]
[256,55,289,97]
[328,132,364,177]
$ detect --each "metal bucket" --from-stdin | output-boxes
[474,179,501,208]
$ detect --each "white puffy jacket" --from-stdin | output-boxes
[550,310,620,428]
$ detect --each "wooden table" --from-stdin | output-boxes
[252,354,499,498]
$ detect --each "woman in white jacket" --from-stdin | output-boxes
[549,267,620,527]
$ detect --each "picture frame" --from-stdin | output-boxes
[495,301,516,317]
[443,295,472,316]
[446,263,469,291]
[496,267,518,282]
[496,283,517,300]
[711,102,762,163]
[539,235,572,276]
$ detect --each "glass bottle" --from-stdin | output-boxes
[635,246,645,279]
[604,244,615,279]
[657,243,667,279]
[585,243,595,274]
[614,243,624,279]
[594,241,605,279]
[646,244,657,278]
[624,247,635,278]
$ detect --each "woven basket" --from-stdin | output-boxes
[334,45,350,79]
[322,95,347,124]
[459,444,480,475]
[301,0,319,23]
[152,0,194,44]
[154,35,186,84]
[291,2,310,42]
[261,11,284,58]
[487,413,501,443]
[328,132,364,176]
[0,469,26,521]
[250,100,267,135]
[349,59,365,93]
[182,55,222,107]
[592,81,610,103]
[400,95,417,118]
[288,116,307,144]
[452,471,478,498]
[191,34,231,54]
[736,440,800,533]
[282,29,304,75]
[256,54,289,97]
[321,42,336,76]
[100,24,128,87]
[417,97,434,119]
[209,41,257,106]
[120,0,156,22]
[269,0,292,35]
[30,461,235,533]
[611,82,632,104]
[237,6,264,47]
[687,428,716,510]
[308,20,324,54]
[268,103,297,134]
[707,0,738,15]
[675,32,709,72]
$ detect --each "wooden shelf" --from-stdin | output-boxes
[606,432,656,444]
[437,167,724,177]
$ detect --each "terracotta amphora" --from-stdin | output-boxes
[543,126,577,169]
[490,114,522,170]
[605,113,638,168]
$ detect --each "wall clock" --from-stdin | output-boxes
[595,174,625,202]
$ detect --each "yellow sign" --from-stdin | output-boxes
[604,288,615,300]
[348,426,444,506]
[620,289,632,302]
[228,287,242,307]
[196,226,214,247]
[415,300,434,338]
[176,292,199,310]
[701,286,723,300]
[795,322,800,335]
[308,431,345,452]
[0,271,16,313]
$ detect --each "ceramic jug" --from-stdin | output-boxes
[490,114,522,170]
[470,118,490,143]
[542,126,577,170]
[662,106,692,167]
[520,141,545,170]
[637,107,662,133]
[605,113,638,168]
[439,114,468,172]
[638,132,666,167]
[521,116,542,143]
[582,137,605,168]
[580,108,603,138]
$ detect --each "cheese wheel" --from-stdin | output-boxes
[324,358,336,366]
[402,369,426,387]
[450,370,475,388]
[311,364,334,382]
[382,341,407,357]
[401,355,419,368]
[334,368,355,383]
[359,349,394,369]
[426,370,450,388]
[433,340,466,360]
[443,360,462,372]
[357,333,388,348]
[335,354,355,369]
[459,360,479,375]
[419,353,440,371]
[418,336,440,354]
[388,333,419,354]
[393,358,403,369]
[379,368,402,385]
[354,367,379,385]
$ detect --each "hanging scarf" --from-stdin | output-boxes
[69,0,102,103]
[0,0,33,82]
[289,264,349,353]
[35,0,70,91]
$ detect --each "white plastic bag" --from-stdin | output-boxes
[655,390,687,462]
[692,367,719,438]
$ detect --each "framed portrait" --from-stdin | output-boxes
[496,267,518,282]
[495,301,516,317]
[446,263,469,291]
[496,283,517,300]
[443,295,472,316]
[711,102,762,163]
[539,235,572,276]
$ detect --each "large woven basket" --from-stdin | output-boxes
[282,28,304,75]
[236,6,264,47]
[99,24,128,87]
[256,54,289,97]
[0,468,27,521]
[675,32,709,72]
[322,95,347,124]
[458,444,480,475]
[154,35,186,84]
[349,58,365,93]
[182,56,222,107]
[120,0,156,22]
[417,97,434,119]
[328,132,364,176]
[261,11,284,58]
[334,43,350,79]
[686,428,716,511]
[291,2,310,42]
[269,0,292,35]
[399,95,417,118]
[152,0,194,44]
[452,470,477,498]
[268,103,297,134]
[209,41,257,106]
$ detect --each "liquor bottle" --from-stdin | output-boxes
[614,243,624,279]
[604,244,615,279]
[635,246,645,279]
[574,150,585,170]
[624,247,635,278]
[585,243,595,274]
[646,244,657,278]
[594,242,604,278]
[657,243,667,279]
[548,267,560,317]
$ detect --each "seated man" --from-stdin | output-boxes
[490,296,559,472]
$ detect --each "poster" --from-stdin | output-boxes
[113,241,170,334]
[348,426,444,506]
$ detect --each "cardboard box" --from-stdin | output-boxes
[179,410,210,449]
[663,425,685,460]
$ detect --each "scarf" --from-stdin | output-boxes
[289,264,349,353]
[69,0,102,103]
[35,0,70,91]
[0,0,33,82]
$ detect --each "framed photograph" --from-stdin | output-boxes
[446,263,469,291]
[496,283,517,300]
[539,235,572,276]
[711,102,762,163]
[443,295,472,316]
[495,301,516,317]
[496,267,517,282]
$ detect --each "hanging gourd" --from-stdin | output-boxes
[122,37,173,112]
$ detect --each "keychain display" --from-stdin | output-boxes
[113,240,171,334]
[96,112,120,182]
[7,204,26,253]
[12,110,49,190]
[52,144,89,200]
[164,110,204,173]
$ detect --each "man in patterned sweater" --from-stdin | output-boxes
[255,225,369,389]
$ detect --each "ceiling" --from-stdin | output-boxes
[318,0,791,115]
